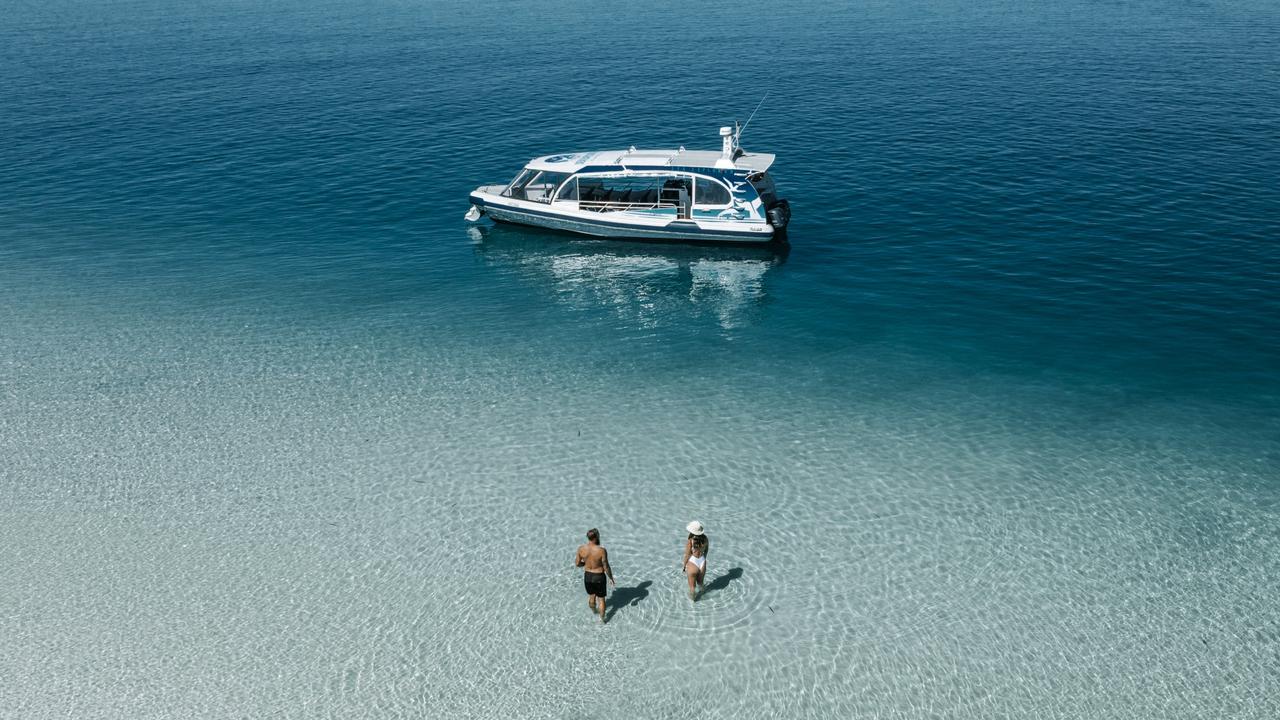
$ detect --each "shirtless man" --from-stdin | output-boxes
[575,528,615,622]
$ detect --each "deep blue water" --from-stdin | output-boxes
[5,0,1279,406]
[2,1,1278,717]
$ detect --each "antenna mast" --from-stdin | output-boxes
[735,91,770,147]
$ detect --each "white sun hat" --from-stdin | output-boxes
[687,520,705,535]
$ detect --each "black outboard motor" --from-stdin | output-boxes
[767,198,791,232]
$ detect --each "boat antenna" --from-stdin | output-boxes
[735,91,769,147]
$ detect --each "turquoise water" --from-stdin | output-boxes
[2,1,1278,717]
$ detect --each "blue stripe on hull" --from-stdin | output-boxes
[470,196,775,244]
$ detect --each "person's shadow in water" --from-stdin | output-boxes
[606,581,653,622]
[702,567,744,596]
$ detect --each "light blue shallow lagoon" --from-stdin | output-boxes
[2,1,1278,717]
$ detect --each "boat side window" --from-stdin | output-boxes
[578,179,606,203]
[553,176,578,202]
[577,175,665,210]
[525,171,570,204]
[694,177,731,207]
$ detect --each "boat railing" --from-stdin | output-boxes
[578,200,679,213]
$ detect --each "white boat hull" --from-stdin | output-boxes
[468,190,778,245]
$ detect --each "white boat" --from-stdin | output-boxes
[465,126,790,244]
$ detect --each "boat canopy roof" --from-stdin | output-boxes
[525,148,776,174]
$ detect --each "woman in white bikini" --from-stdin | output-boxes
[682,520,709,600]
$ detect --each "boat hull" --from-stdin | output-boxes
[469,192,778,245]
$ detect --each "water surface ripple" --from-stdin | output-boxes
[1,1,1278,718]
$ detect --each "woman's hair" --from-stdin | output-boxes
[689,533,707,552]
[587,528,599,542]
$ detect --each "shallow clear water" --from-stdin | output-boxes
[2,1,1278,717]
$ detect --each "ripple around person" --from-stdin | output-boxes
[647,558,778,637]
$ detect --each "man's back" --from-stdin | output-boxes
[577,542,607,573]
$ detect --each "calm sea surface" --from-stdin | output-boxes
[2,1,1278,717]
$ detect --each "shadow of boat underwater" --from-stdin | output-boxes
[469,224,789,331]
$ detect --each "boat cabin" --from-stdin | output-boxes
[498,147,780,222]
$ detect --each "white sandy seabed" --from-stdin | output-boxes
[1,271,1277,720]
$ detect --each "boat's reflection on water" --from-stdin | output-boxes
[469,224,788,331]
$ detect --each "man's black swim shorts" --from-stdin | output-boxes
[583,571,607,598]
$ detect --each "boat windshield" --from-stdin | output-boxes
[503,169,571,203]
[502,169,535,199]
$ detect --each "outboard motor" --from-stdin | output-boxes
[767,199,791,230]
